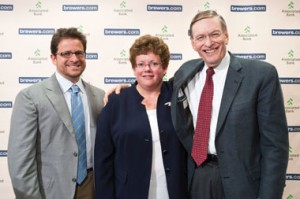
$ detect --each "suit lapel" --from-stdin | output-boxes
[216,56,243,135]
[45,75,74,135]
[173,59,205,153]
[174,59,204,89]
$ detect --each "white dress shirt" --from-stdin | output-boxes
[184,52,230,154]
[55,72,93,169]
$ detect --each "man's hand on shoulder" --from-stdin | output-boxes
[103,84,130,105]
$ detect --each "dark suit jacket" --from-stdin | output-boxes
[8,74,105,199]
[94,82,188,199]
[171,54,289,199]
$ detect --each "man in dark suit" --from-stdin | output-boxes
[171,10,289,199]
[8,28,105,199]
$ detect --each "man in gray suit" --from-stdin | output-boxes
[171,10,289,198]
[8,28,105,199]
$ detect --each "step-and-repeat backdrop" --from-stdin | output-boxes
[1,0,299,198]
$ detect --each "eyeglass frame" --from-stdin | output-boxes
[192,30,223,43]
[135,61,162,69]
[56,51,86,59]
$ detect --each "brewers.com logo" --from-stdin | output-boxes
[0,52,12,59]
[0,101,12,108]
[0,150,8,157]
[0,4,13,11]
[62,4,98,12]
[231,5,266,12]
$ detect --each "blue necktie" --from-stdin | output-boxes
[71,85,87,184]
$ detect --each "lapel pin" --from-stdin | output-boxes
[164,102,171,106]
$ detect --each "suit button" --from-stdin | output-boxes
[162,149,168,154]
[73,152,78,157]
[165,168,171,174]
[72,178,76,183]
[160,130,164,134]
[144,138,150,142]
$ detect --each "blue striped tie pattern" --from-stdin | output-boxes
[71,85,87,184]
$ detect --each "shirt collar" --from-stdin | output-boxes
[55,72,85,94]
[204,51,230,73]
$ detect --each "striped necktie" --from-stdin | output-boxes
[70,85,87,184]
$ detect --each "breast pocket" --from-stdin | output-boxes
[230,101,254,113]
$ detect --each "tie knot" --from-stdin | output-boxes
[71,85,80,94]
[206,68,215,76]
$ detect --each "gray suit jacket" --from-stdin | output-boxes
[8,74,105,199]
[171,54,289,199]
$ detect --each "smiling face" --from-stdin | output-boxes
[133,52,167,92]
[50,38,86,83]
[191,16,229,68]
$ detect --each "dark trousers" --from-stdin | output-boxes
[190,155,225,199]
[74,170,95,199]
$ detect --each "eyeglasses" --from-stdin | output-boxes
[193,31,223,43]
[56,51,86,59]
[136,62,162,69]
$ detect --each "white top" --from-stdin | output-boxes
[55,72,93,169]
[184,52,230,154]
[147,109,169,199]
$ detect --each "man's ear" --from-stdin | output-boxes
[50,54,57,65]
